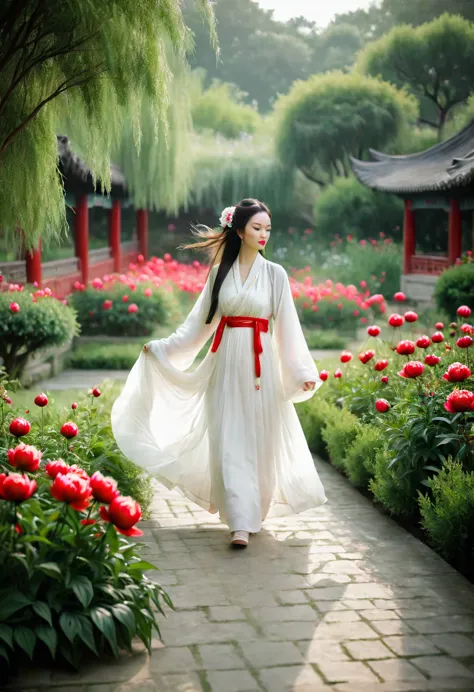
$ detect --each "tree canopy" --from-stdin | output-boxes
[356,14,474,137]
[274,72,417,186]
[0,0,216,249]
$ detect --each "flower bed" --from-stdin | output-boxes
[0,373,164,673]
[297,294,474,578]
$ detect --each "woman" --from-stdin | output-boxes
[111,198,327,548]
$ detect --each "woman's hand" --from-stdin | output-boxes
[143,344,149,352]
[302,381,316,392]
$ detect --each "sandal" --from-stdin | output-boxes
[231,530,249,548]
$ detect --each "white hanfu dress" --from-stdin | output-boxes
[111,253,327,533]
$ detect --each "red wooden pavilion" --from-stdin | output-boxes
[0,135,150,299]
[351,121,474,302]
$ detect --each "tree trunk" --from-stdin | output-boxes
[437,108,447,140]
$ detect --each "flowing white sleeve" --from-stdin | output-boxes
[272,264,322,403]
[147,265,220,370]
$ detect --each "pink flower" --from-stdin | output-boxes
[128,303,139,313]
[393,292,406,302]
[457,305,471,318]
[9,302,20,313]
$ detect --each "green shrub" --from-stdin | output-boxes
[321,406,360,472]
[370,445,420,518]
[434,262,474,318]
[0,290,79,379]
[69,284,174,337]
[297,295,368,332]
[344,424,384,488]
[69,343,142,370]
[419,459,474,570]
[296,398,335,459]
[314,177,404,243]
[303,330,348,350]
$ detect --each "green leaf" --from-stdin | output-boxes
[432,417,454,426]
[59,612,82,644]
[0,590,33,619]
[13,625,36,659]
[423,466,441,474]
[70,576,94,608]
[0,624,13,649]
[111,604,136,635]
[90,607,119,657]
[0,643,9,664]
[32,601,52,627]
[77,616,98,656]
[36,625,57,659]
[127,560,157,572]
[12,553,30,575]
[38,562,62,579]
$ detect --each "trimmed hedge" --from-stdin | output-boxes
[69,284,180,337]
[435,262,474,318]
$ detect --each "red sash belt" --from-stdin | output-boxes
[211,316,269,390]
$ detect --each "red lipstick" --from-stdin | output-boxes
[258,241,266,246]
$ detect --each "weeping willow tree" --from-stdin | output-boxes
[0,0,216,249]
[190,133,296,216]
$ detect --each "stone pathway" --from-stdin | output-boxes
[7,458,474,691]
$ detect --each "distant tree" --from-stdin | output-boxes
[274,72,417,186]
[0,0,216,249]
[316,24,363,72]
[381,0,474,26]
[330,4,393,42]
[356,14,474,138]
[191,71,261,138]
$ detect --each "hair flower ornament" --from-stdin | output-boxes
[219,206,236,229]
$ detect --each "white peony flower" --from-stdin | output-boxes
[219,206,236,229]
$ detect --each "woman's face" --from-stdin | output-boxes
[239,211,272,252]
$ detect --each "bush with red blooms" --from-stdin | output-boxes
[0,371,166,670]
[0,287,78,379]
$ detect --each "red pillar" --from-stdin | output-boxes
[137,209,149,261]
[448,199,462,265]
[75,194,89,284]
[403,199,415,274]
[25,239,42,286]
[109,199,121,273]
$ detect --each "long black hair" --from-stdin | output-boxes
[181,198,271,324]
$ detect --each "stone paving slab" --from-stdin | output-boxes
[5,458,474,691]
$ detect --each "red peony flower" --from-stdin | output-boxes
[461,323,473,334]
[144,288,152,297]
[375,399,390,413]
[60,422,78,439]
[396,340,415,355]
[122,295,129,303]
[334,369,343,378]
[7,443,42,472]
[443,362,471,382]
[340,350,353,363]
[34,393,48,407]
[128,303,139,314]
[444,389,474,413]
[0,473,36,502]
[435,322,444,330]
[9,302,20,313]
[381,375,389,384]
[394,292,406,302]
[425,354,440,366]
[457,305,471,318]
[99,495,143,536]
[66,464,89,481]
[404,311,418,323]
[71,402,78,410]
[319,370,328,381]
[90,471,119,504]
[45,459,70,478]
[457,335,473,349]
[103,299,113,310]
[50,473,92,511]
[398,361,424,378]
[431,332,444,343]
[388,313,404,328]
[367,325,381,337]
[374,359,388,372]
[416,335,431,349]
[81,519,96,526]
[92,387,101,398]
[359,350,375,364]
[9,417,31,438]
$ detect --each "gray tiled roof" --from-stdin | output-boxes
[57,134,127,197]
[350,120,474,194]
